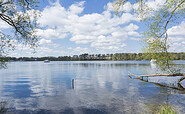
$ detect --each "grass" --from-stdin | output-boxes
[157,105,177,114]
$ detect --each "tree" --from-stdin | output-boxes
[0,0,39,67]
[113,0,185,82]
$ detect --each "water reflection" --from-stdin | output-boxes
[0,61,184,113]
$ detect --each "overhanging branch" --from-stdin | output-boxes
[0,13,28,38]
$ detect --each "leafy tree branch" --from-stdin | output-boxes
[113,0,185,74]
[0,0,40,64]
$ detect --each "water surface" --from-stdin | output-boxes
[0,61,185,113]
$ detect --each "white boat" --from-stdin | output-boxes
[150,59,157,64]
[150,59,157,63]
[150,59,157,69]
[44,60,50,63]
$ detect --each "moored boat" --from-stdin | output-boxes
[150,59,157,64]
[44,60,50,63]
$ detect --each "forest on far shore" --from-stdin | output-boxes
[3,52,185,61]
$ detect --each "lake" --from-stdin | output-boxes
[0,61,185,114]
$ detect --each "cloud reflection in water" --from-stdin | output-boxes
[0,61,185,113]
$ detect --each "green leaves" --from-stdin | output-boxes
[142,0,185,73]
[0,0,39,55]
[0,0,40,68]
[113,0,185,73]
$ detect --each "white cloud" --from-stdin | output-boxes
[107,0,166,17]
[167,21,185,36]
[36,1,140,52]
[128,31,140,36]
[169,42,185,52]
[112,31,127,38]
[69,1,85,14]
[70,35,96,44]
[38,3,68,28]
[39,39,52,45]
[131,0,168,19]
[11,44,68,57]
[106,2,114,11]
[122,2,133,12]
[0,20,10,29]
[107,2,132,13]
[8,1,145,57]
[145,0,166,11]
[130,37,140,41]
[91,35,127,50]
[6,0,184,57]
[167,21,185,52]
[71,47,91,54]
[168,37,184,42]
[36,29,68,39]
[124,23,139,31]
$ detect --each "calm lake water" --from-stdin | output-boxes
[0,61,185,114]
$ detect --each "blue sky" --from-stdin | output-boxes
[0,0,184,57]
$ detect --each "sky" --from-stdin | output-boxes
[0,0,185,57]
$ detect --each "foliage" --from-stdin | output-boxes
[113,0,185,73]
[4,52,185,61]
[0,0,40,63]
[157,105,176,114]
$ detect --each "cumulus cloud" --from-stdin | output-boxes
[144,0,166,11]
[36,29,68,39]
[69,1,85,14]
[124,23,139,31]
[6,0,184,57]
[70,47,91,54]
[106,2,132,13]
[91,35,127,50]
[70,35,96,44]
[37,3,68,28]
[11,44,68,57]
[39,39,52,45]
[17,0,184,56]
[9,0,167,57]
[0,20,10,29]
[168,21,185,36]
[128,31,140,36]
[167,21,185,52]
[36,1,140,52]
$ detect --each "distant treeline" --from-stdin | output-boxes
[4,52,185,61]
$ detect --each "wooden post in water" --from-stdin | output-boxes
[72,79,74,89]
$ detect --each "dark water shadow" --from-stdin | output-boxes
[0,101,10,114]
